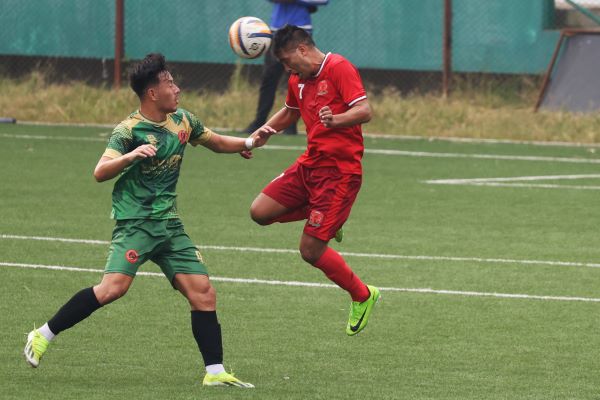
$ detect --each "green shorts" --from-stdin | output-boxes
[105,218,208,285]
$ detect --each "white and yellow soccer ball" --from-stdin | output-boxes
[228,16,272,59]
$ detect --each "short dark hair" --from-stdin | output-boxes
[129,53,168,98]
[272,25,315,57]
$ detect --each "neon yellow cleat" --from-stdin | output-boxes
[202,371,254,388]
[334,227,344,243]
[346,285,381,336]
[24,329,49,368]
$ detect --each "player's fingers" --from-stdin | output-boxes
[239,150,252,159]
[261,125,277,134]
[141,149,155,157]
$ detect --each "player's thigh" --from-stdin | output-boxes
[151,220,208,288]
[255,162,308,219]
[105,219,163,278]
[304,170,362,241]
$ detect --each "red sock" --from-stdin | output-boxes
[270,206,310,224]
[313,247,370,302]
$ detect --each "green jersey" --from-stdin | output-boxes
[102,109,212,220]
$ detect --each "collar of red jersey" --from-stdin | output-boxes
[314,52,332,78]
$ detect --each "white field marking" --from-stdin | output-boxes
[3,233,600,270]
[2,261,600,303]
[4,132,600,164]
[362,133,600,148]
[17,120,600,148]
[441,183,600,190]
[19,120,236,132]
[19,120,115,128]
[426,174,600,190]
[0,133,106,142]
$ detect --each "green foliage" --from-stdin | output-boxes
[4,71,600,142]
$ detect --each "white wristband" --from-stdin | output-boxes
[245,136,254,150]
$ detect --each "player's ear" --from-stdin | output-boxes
[146,86,158,101]
[297,43,308,56]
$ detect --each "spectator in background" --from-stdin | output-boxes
[244,0,329,135]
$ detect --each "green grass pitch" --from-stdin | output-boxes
[2,123,600,399]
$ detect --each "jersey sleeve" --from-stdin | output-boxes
[285,78,300,110]
[102,123,134,159]
[330,59,367,107]
[185,110,214,146]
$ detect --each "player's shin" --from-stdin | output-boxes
[313,247,370,302]
[46,287,103,336]
[191,310,225,373]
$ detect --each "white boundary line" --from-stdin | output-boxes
[4,133,600,164]
[426,174,600,190]
[2,261,599,303]
[0,133,106,142]
[3,233,600,269]
[16,120,600,148]
[362,133,600,148]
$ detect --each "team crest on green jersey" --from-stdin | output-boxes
[146,135,158,146]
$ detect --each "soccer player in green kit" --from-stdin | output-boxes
[23,53,274,388]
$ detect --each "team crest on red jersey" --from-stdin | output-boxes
[125,249,139,264]
[178,130,189,144]
[317,80,328,96]
[308,210,324,227]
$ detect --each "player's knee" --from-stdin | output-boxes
[187,284,216,309]
[249,204,272,226]
[299,245,321,265]
[95,282,129,305]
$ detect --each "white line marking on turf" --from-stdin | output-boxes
[16,120,600,148]
[3,233,600,270]
[364,133,600,148]
[0,133,106,142]
[2,261,599,303]
[426,174,600,190]
[4,133,600,164]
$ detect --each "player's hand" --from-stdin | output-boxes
[128,144,157,161]
[239,150,253,159]
[251,125,277,148]
[319,106,337,128]
[239,125,276,159]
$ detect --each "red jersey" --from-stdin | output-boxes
[285,53,367,175]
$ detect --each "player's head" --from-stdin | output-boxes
[272,25,318,79]
[129,53,180,113]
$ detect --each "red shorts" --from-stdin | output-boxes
[262,161,362,241]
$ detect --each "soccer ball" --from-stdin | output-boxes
[228,17,272,59]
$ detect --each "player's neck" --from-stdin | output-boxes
[310,50,327,76]
[139,104,167,123]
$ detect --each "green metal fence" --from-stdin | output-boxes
[0,0,564,91]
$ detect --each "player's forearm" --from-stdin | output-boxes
[93,154,135,182]
[265,107,300,132]
[203,133,250,154]
[333,102,372,127]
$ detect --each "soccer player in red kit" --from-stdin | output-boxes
[247,25,380,336]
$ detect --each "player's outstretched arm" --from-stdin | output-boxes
[202,126,277,156]
[319,100,372,128]
[262,106,301,133]
[93,144,157,182]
